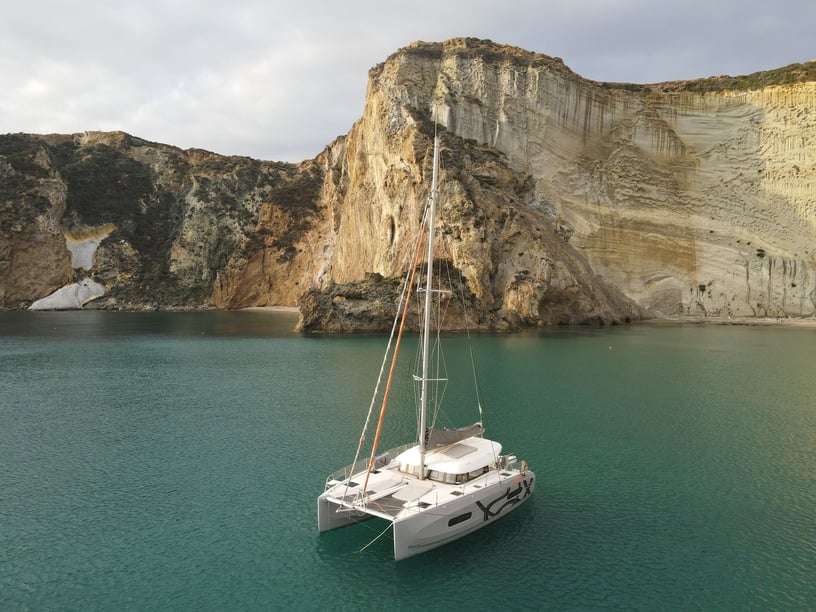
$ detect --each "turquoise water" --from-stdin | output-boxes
[1,311,814,610]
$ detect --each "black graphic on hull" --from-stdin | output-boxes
[475,477,533,521]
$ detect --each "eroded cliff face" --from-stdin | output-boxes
[318,38,814,323]
[1,38,814,327]
[0,131,325,310]
[301,42,648,330]
[0,150,72,305]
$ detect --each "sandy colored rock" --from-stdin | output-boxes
[1,39,814,328]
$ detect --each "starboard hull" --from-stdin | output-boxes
[392,471,535,560]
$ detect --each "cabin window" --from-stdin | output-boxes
[427,470,464,484]
[468,466,489,480]
[448,512,472,527]
[403,465,489,484]
[426,466,489,484]
[400,463,422,478]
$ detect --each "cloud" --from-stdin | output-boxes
[1,0,814,161]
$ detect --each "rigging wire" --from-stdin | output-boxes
[341,204,430,502]
[449,238,491,450]
[357,520,395,554]
[438,233,488,437]
[457,266,486,430]
[361,203,431,494]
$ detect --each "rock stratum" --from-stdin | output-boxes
[1,38,814,330]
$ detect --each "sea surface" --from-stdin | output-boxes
[1,311,814,610]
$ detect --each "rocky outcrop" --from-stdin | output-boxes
[323,39,814,323]
[1,38,814,328]
[298,39,815,328]
[29,278,105,310]
[0,148,73,305]
[0,131,325,311]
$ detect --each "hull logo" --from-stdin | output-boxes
[475,477,533,521]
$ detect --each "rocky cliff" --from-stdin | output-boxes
[2,38,814,328]
[0,131,325,311]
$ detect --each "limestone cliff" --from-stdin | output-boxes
[1,38,814,328]
[310,39,814,325]
[299,40,815,327]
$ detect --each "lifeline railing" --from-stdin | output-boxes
[324,443,414,490]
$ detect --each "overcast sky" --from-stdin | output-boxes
[2,0,813,162]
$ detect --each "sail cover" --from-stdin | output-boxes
[424,422,484,448]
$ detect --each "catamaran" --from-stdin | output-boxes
[317,128,535,560]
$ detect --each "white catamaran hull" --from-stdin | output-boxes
[318,440,535,560]
[391,471,535,560]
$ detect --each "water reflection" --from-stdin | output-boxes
[0,309,300,339]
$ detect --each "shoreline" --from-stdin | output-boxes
[238,306,300,314]
[645,315,816,328]
[4,306,815,328]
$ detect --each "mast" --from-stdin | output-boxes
[419,131,440,480]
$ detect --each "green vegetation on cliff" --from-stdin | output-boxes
[0,132,322,309]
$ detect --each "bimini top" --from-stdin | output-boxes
[396,436,502,475]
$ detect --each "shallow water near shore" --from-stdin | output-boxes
[1,311,814,610]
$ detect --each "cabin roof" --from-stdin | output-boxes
[396,436,502,474]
